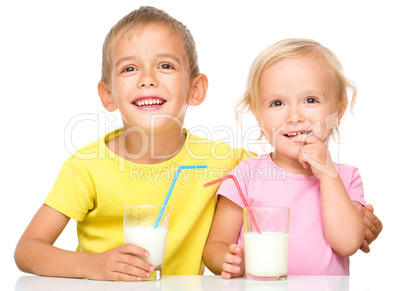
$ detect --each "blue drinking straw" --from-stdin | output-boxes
[153,165,208,229]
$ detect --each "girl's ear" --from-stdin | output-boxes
[98,81,118,112]
[335,101,348,126]
[188,74,208,106]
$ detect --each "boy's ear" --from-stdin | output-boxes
[98,81,117,112]
[188,73,208,106]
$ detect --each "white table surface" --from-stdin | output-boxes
[12,275,392,291]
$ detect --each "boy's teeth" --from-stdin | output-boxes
[134,98,165,106]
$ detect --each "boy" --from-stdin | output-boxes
[14,6,247,281]
[14,6,381,282]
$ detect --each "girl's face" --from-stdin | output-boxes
[257,56,345,161]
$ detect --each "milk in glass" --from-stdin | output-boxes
[125,226,168,267]
[244,231,289,277]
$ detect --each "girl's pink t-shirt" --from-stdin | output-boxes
[217,154,365,275]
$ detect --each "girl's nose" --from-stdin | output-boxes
[286,105,305,124]
[137,69,158,88]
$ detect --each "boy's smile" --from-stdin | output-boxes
[132,96,167,111]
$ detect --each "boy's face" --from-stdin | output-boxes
[104,24,193,131]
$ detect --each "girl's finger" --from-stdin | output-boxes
[222,262,240,274]
[223,252,241,265]
[298,149,310,169]
[293,132,320,144]
[221,271,231,280]
[228,244,241,254]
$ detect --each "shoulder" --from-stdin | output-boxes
[229,154,271,176]
[336,162,365,203]
[336,163,360,176]
[184,129,255,161]
[67,128,123,163]
[336,162,362,186]
[66,139,100,162]
[62,134,107,171]
[235,153,270,167]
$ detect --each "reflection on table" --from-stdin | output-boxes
[14,274,379,291]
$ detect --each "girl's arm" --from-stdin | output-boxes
[296,134,365,257]
[203,196,244,279]
[14,204,153,281]
[319,175,365,256]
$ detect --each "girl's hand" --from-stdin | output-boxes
[85,244,154,281]
[293,133,338,180]
[221,244,245,279]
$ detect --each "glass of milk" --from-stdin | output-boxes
[243,207,290,281]
[124,205,169,280]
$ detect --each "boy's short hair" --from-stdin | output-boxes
[101,6,199,86]
[237,38,357,117]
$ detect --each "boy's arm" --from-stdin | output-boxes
[352,203,383,253]
[15,204,153,281]
[203,196,244,279]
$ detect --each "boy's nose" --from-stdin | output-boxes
[140,80,155,87]
[137,71,158,88]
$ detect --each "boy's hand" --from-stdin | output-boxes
[221,244,245,279]
[354,203,383,253]
[86,244,154,281]
[293,133,338,180]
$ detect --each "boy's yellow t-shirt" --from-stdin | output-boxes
[45,128,249,275]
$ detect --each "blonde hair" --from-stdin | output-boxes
[236,38,357,120]
[101,6,199,86]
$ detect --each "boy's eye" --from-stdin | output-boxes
[159,63,174,70]
[305,97,318,104]
[270,100,284,107]
[122,66,137,73]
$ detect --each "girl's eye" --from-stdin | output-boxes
[122,66,136,73]
[305,97,318,104]
[271,100,284,107]
[159,63,174,70]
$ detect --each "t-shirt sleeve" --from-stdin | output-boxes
[216,159,250,208]
[345,167,366,206]
[44,158,95,221]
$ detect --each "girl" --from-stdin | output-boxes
[203,39,377,278]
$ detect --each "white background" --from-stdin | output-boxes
[1,0,401,288]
